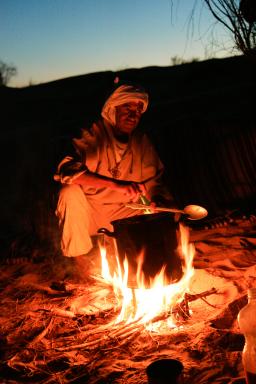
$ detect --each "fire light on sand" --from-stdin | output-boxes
[1,213,255,383]
[99,223,195,329]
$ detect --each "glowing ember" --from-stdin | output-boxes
[100,223,195,328]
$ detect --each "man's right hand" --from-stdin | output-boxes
[113,180,146,202]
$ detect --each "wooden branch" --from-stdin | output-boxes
[25,282,71,296]
[28,317,54,347]
[185,287,218,302]
[38,307,76,318]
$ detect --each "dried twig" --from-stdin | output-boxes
[28,317,54,347]
[38,307,76,318]
[26,282,71,296]
[185,287,218,302]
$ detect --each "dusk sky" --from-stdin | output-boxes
[1,0,230,87]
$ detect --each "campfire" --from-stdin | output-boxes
[95,223,195,328]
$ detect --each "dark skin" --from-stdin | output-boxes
[73,101,148,202]
[113,101,144,142]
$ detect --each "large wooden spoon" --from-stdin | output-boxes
[125,203,208,220]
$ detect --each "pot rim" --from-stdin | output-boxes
[110,211,175,227]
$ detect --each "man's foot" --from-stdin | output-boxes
[74,246,101,278]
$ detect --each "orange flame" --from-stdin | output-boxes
[100,223,194,328]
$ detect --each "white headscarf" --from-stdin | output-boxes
[101,84,149,126]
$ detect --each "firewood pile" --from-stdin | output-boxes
[1,217,256,383]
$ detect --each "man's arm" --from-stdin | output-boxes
[73,171,146,202]
[54,155,87,184]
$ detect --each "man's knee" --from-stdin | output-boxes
[58,184,84,202]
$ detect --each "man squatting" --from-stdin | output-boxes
[54,84,175,274]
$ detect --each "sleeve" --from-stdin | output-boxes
[141,135,175,206]
[53,155,88,184]
[53,123,100,184]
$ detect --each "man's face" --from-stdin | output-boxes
[114,101,144,136]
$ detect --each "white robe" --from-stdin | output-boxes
[54,119,172,256]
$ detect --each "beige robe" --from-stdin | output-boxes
[54,120,172,256]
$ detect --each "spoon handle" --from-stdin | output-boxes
[153,206,184,214]
[125,203,184,214]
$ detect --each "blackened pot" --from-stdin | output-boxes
[98,212,183,288]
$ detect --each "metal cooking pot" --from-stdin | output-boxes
[98,212,183,288]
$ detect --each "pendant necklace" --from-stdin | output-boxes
[109,163,121,179]
[108,140,129,179]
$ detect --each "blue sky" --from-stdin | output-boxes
[1,0,229,87]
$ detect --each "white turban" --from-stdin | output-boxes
[101,84,149,126]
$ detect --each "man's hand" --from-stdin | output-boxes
[114,181,146,202]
